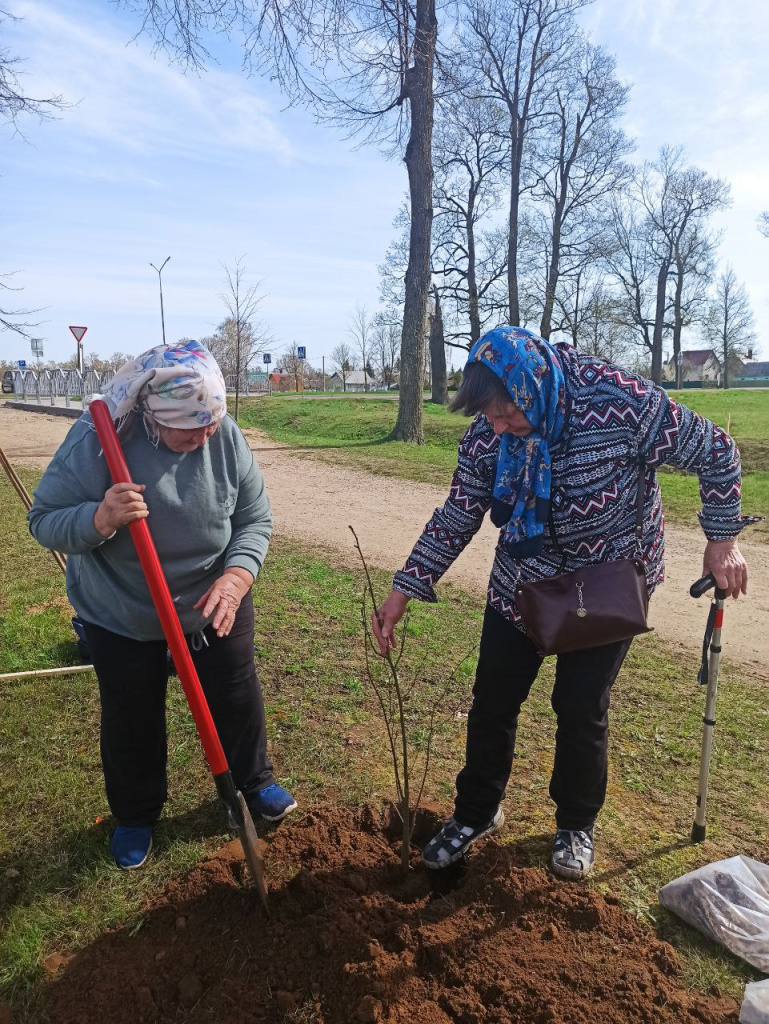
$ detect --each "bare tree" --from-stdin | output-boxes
[531,39,632,339]
[1,8,68,131]
[279,343,307,392]
[607,148,729,383]
[216,258,271,419]
[638,147,729,383]
[348,304,375,391]
[330,341,356,391]
[669,225,717,387]
[0,272,44,342]
[118,0,440,444]
[758,212,769,238]
[703,266,757,389]
[466,0,590,326]
[431,91,508,345]
[372,321,401,388]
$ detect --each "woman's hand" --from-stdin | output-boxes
[371,589,410,657]
[703,539,748,599]
[194,568,254,638]
[93,481,148,537]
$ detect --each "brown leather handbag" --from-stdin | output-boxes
[514,467,652,656]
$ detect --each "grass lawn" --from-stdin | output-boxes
[239,389,769,541]
[1,470,768,1017]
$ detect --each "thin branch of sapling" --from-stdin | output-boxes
[360,592,405,809]
[350,525,412,869]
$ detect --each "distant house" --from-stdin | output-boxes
[664,349,722,384]
[329,370,376,392]
[269,371,294,393]
[735,360,769,384]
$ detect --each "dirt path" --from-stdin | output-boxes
[2,405,767,681]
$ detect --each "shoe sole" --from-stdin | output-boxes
[422,810,505,871]
[258,798,298,823]
[115,837,153,871]
[550,857,593,881]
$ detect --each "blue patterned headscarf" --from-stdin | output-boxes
[467,326,566,558]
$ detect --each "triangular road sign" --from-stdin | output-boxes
[69,326,88,342]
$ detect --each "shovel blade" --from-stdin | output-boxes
[236,790,269,912]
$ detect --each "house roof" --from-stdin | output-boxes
[737,361,769,377]
[332,370,375,384]
[680,349,719,366]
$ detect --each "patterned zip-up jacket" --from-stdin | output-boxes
[393,345,750,627]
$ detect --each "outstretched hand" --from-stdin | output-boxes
[371,589,410,657]
[194,568,254,638]
[702,539,748,600]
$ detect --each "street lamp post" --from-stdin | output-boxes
[150,257,171,345]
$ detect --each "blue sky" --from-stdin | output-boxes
[2,0,768,367]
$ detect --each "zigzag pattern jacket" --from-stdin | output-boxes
[393,345,748,628]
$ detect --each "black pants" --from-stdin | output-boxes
[454,604,631,831]
[82,593,274,827]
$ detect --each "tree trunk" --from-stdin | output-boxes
[390,0,437,444]
[650,257,670,384]
[429,287,448,404]
[672,255,684,389]
[539,200,565,341]
[722,308,730,389]
[466,192,482,344]
[507,125,521,326]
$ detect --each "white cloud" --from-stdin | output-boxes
[6,0,295,161]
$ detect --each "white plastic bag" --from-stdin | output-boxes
[658,856,769,972]
[740,979,769,1024]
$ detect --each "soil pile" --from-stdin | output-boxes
[43,807,738,1023]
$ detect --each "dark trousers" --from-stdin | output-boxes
[82,593,274,827]
[455,604,631,830]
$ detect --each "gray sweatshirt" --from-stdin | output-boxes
[28,413,272,641]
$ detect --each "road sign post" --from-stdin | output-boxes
[297,346,306,393]
[69,326,88,374]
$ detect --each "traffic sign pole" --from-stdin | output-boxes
[69,327,88,374]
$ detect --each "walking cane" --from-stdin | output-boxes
[689,572,728,844]
[90,399,268,908]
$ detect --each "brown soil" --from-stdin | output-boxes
[2,405,767,681]
[42,807,738,1024]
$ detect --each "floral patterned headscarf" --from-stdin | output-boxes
[467,326,566,558]
[92,340,227,442]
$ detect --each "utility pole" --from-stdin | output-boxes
[322,355,325,392]
[150,257,171,345]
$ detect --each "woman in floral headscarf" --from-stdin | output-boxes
[372,326,752,881]
[29,341,296,870]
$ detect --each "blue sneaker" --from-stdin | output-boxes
[249,784,298,823]
[110,826,153,870]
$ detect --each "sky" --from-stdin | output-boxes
[2,0,768,368]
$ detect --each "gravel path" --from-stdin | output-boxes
[2,404,766,681]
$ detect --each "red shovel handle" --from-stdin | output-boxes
[90,399,228,776]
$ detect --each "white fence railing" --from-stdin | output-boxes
[8,369,271,405]
[8,368,117,408]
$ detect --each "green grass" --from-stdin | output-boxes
[2,471,768,1013]
[239,390,769,539]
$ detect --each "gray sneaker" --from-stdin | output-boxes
[422,808,504,870]
[551,828,594,880]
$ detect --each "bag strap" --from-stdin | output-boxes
[548,461,646,564]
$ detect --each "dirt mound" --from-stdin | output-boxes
[42,807,738,1024]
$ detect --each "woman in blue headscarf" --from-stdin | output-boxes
[372,326,751,880]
